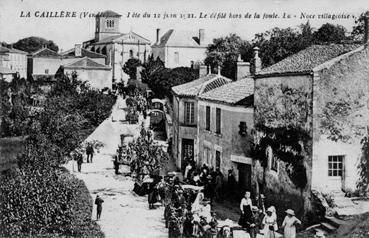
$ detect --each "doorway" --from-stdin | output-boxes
[238,164,252,196]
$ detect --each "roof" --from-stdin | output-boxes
[97,10,122,17]
[172,74,232,97]
[63,57,111,70]
[199,78,254,104]
[0,66,16,74]
[153,29,208,47]
[61,48,106,58]
[30,48,61,58]
[0,46,27,55]
[94,31,150,44]
[257,44,360,77]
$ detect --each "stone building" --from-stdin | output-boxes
[61,44,106,65]
[171,70,232,169]
[0,46,27,80]
[61,57,112,89]
[152,29,209,68]
[83,10,151,84]
[27,47,62,81]
[254,32,369,217]
[197,77,254,191]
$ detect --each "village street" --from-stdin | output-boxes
[64,96,168,238]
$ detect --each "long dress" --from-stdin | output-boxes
[262,214,278,238]
[282,216,301,238]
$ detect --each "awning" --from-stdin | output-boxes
[231,155,252,164]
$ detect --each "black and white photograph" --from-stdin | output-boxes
[1,0,369,237]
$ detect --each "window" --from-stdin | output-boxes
[174,52,179,64]
[106,19,114,28]
[45,69,49,74]
[204,147,211,165]
[184,102,195,124]
[239,121,247,136]
[205,106,211,131]
[215,108,221,134]
[328,155,344,177]
[129,49,134,58]
[216,150,221,169]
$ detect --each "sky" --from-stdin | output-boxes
[0,0,368,51]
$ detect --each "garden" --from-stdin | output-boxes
[0,72,115,237]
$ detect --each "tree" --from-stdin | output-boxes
[148,67,198,99]
[123,58,141,80]
[13,36,59,53]
[313,23,348,44]
[254,27,304,67]
[351,11,369,41]
[141,56,165,84]
[204,34,253,79]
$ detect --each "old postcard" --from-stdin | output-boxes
[1,0,369,237]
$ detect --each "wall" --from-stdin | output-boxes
[64,68,112,89]
[62,57,106,66]
[152,46,207,68]
[2,53,27,79]
[254,74,313,216]
[30,57,62,76]
[197,99,254,179]
[312,46,369,192]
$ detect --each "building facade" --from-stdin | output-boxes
[83,10,151,84]
[171,73,232,169]
[254,41,369,217]
[197,78,254,191]
[0,46,27,80]
[152,29,208,68]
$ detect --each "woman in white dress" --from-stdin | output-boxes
[262,207,278,238]
[281,209,301,238]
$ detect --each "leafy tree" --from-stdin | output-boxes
[351,11,369,41]
[148,67,198,99]
[204,33,253,79]
[13,36,59,53]
[313,23,348,44]
[141,56,165,84]
[123,58,141,80]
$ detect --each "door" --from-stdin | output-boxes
[238,164,252,196]
[182,139,194,169]
[327,155,345,191]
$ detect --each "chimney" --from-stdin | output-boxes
[199,29,205,45]
[199,64,208,77]
[253,47,261,74]
[236,54,250,80]
[75,44,82,57]
[364,16,369,44]
[156,28,161,44]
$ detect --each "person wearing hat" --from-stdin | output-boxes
[282,209,301,238]
[262,206,278,238]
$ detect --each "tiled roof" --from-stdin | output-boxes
[94,31,150,44]
[257,44,360,76]
[199,78,254,104]
[63,57,111,70]
[97,10,122,17]
[30,48,61,58]
[153,30,208,47]
[0,46,27,54]
[61,48,106,58]
[172,74,232,97]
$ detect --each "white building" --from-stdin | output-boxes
[0,46,27,80]
[152,29,209,68]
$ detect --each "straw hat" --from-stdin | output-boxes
[267,207,274,213]
[285,209,295,216]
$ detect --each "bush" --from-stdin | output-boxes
[0,169,104,237]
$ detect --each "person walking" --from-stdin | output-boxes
[86,143,94,163]
[95,194,104,220]
[262,207,278,238]
[239,191,253,226]
[282,209,301,238]
[215,170,223,201]
[76,152,83,172]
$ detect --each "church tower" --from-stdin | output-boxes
[95,10,122,42]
